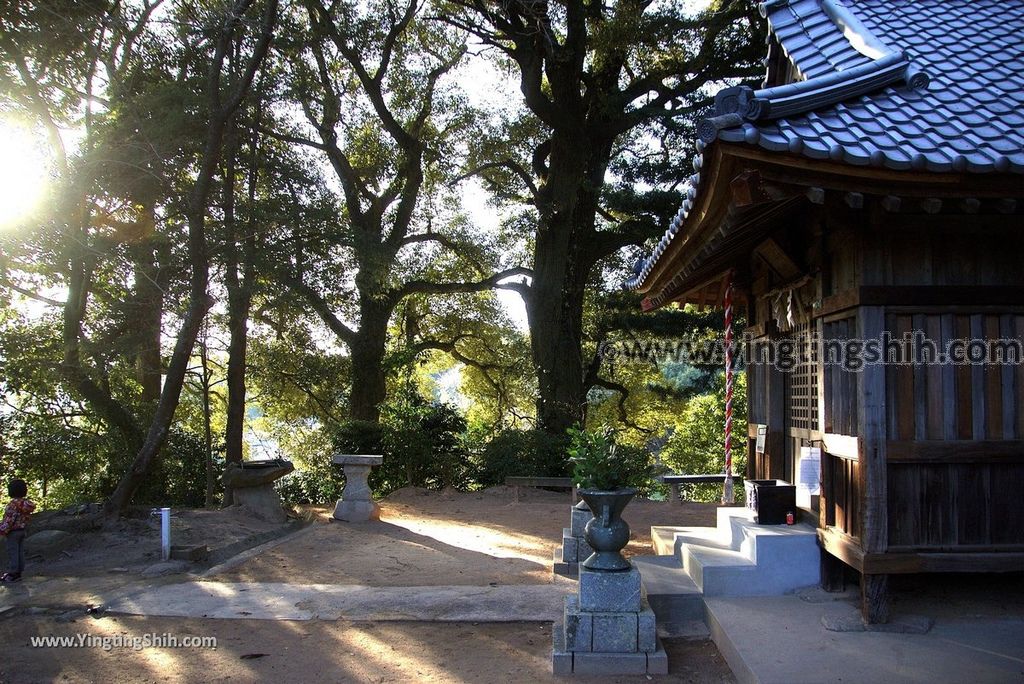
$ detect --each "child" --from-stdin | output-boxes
[0,479,36,583]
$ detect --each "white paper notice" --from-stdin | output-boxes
[797,446,821,508]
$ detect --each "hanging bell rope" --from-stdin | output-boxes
[722,269,736,505]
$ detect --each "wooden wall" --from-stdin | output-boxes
[819,212,1024,558]
[743,207,1024,560]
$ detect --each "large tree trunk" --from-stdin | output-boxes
[224,282,251,464]
[61,224,146,452]
[528,219,588,436]
[529,131,612,435]
[349,300,390,422]
[223,114,256,506]
[127,202,164,405]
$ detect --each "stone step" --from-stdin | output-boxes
[632,555,704,624]
[681,544,758,596]
[651,525,730,556]
[657,619,710,640]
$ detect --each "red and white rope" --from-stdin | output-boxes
[723,270,736,504]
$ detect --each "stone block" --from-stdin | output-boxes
[647,641,669,674]
[570,507,591,537]
[563,595,593,652]
[551,624,573,675]
[572,651,648,676]
[552,548,578,578]
[638,602,658,653]
[592,612,638,653]
[561,529,578,563]
[579,565,642,612]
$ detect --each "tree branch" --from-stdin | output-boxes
[392,266,532,302]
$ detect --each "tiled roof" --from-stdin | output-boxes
[628,0,1024,291]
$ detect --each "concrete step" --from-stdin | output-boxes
[680,544,758,596]
[652,525,731,556]
[632,555,704,624]
[646,506,822,604]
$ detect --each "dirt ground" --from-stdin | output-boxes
[1,487,733,683]
[217,486,719,585]
[0,615,735,684]
[4,506,299,577]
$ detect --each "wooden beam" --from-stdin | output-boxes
[821,549,847,592]
[753,238,802,280]
[886,440,1024,463]
[861,551,1024,574]
[861,574,891,624]
[818,526,865,572]
[819,287,1024,315]
[722,143,1024,197]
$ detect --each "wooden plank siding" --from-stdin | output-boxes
[884,312,1023,441]
[881,311,1024,550]
[822,317,858,436]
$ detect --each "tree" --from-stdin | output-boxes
[106,0,279,513]
[446,0,766,434]
[266,0,528,422]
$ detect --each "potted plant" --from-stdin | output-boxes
[568,426,658,572]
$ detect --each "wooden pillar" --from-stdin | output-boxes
[861,573,890,623]
[766,360,786,480]
[857,305,890,623]
[820,549,846,592]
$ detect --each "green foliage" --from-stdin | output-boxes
[568,426,658,492]
[327,391,472,498]
[473,428,569,486]
[377,391,471,494]
[104,429,216,508]
[276,463,345,506]
[660,373,747,503]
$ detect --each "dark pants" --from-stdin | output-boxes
[6,529,25,575]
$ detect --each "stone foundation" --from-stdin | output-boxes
[553,565,667,675]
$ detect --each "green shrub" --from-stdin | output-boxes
[568,426,659,493]
[474,429,569,486]
[276,468,345,505]
[329,393,473,497]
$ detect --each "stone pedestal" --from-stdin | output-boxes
[552,565,667,675]
[332,454,383,522]
[224,459,294,523]
[554,503,593,577]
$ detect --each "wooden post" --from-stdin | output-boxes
[767,362,786,480]
[820,549,847,592]
[861,573,890,623]
[857,305,890,623]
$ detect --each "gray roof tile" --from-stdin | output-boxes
[628,0,1024,292]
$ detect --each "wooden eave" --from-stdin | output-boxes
[639,141,1024,309]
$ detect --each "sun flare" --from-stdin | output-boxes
[0,123,49,228]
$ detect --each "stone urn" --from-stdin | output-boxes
[578,488,636,572]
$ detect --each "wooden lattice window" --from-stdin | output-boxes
[787,323,819,432]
